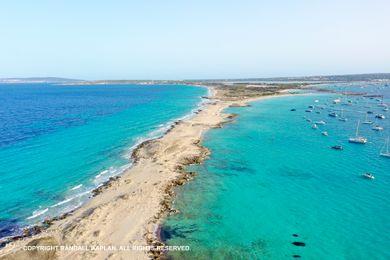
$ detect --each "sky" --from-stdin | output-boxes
[0,0,389,80]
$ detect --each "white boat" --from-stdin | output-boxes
[333,98,341,104]
[328,112,338,117]
[312,124,318,129]
[349,120,367,144]
[384,107,389,112]
[322,131,328,136]
[375,114,385,119]
[362,173,375,179]
[338,109,347,121]
[315,120,326,125]
[380,137,390,158]
[372,125,384,131]
[362,113,373,124]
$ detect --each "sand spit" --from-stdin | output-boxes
[0,85,299,260]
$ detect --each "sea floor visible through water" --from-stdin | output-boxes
[162,83,390,259]
[0,83,207,239]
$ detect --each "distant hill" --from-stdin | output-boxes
[0,77,84,84]
[194,73,390,83]
[1,73,389,85]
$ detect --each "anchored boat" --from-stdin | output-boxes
[328,112,338,117]
[349,120,367,144]
[339,109,347,121]
[380,137,390,158]
[362,173,375,180]
[315,120,326,125]
[372,125,384,131]
[363,113,373,124]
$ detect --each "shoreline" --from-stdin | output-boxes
[0,85,209,242]
[0,86,298,260]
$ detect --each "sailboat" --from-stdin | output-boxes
[380,137,390,158]
[362,113,373,124]
[338,109,347,121]
[349,120,367,144]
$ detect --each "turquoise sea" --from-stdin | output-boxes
[162,83,390,259]
[0,83,207,238]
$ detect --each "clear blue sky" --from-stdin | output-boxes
[0,0,389,80]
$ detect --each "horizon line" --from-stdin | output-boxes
[1,72,390,82]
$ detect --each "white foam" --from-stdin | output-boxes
[50,189,92,209]
[95,169,109,179]
[93,164,131,187]
[70,184,83,190]
[25,86,211,225]
[72,190,92,199]
[26,208,48,220]
[123,85,211,160]
[50,198,73,208]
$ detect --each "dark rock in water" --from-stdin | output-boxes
[229,165,255,173]
[159,226,172,242]
[292,255,301,258]
[292,242,306,247]
[292,234,299,237]
[159,225,186,241]
[227,113,238,119]
[0,219,22,238]
[159,224,197,242]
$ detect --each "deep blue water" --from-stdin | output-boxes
[0,83,206,238]
[163,83,390,259]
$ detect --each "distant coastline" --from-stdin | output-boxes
[1,72,390,85]
[0,77,84,84]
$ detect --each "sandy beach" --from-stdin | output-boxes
[0,85,295,260]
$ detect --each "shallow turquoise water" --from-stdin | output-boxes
[163,84,390,259]
[0,84,206,238]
